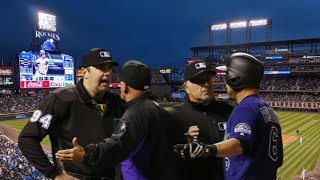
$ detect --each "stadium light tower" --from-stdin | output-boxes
[209,23,227,46]
[209,19,272,46]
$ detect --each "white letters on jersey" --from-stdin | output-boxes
[30,110,52,129]
[225,157,230,171]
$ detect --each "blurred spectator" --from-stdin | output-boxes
[260,92,319,102]
[0,131,50,179]
[0,94,47,114]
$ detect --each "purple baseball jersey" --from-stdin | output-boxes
[224,95,283,180]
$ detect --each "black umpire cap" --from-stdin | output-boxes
[120,60,151,91]
[184,60,216,83]
[82,48,119,68]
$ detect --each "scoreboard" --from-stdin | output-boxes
[19,51,75,89]
[0,76,14,88]
[0,66,14,88]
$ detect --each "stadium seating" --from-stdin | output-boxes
[0,95,47,114]
[0,131,50,179]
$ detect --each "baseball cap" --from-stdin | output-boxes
[82,48,119,68]
[119,60,151,91]
[184,60,216,82]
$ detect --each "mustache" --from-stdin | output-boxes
[101,79,110,83]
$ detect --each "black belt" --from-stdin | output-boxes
[67,172,114,180]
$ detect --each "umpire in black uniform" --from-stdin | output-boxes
[18,48,124,179]
[168,60,233,180]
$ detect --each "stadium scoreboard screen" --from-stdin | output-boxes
[19,51,75,89]
[0,77,14,88]
[0,66,14,88]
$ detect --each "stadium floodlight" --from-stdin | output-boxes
[211,23,227,31]
[249,19,268,27]
[229,21,247,29]
[38,12,56,32]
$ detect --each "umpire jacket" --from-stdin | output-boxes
[84,93,177,180]
[168,99,234,180]
[18,79,124,179]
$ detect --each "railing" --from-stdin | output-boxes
[267,101,320,112]
[0,111,34,121]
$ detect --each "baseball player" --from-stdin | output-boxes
[301,167,306,180]
[174,52,283,180]
[34,50,49,77]
[300,136,303,144]
[18,48,124,179]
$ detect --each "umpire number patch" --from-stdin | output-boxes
[30,110,42,122]
[234,123,251,136]
[30,110,53,129]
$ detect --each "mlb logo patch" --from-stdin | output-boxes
[218,122,227,131]
[100,51,110,58]
[195,62,206,69]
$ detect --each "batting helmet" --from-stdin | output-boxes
[216,52,264,91]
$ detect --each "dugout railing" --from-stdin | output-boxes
[0,112,34,121]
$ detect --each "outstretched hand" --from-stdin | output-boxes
[55,137,85,163]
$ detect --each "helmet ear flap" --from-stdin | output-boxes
[229,77,240,83]
[225,68,243,91]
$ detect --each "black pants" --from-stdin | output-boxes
[67,172,114,180]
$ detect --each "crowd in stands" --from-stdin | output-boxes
[261,75,320,91]
[265,64,320,71]
[0,131,49,179]
[151,72,167,84]
[213,75,320,92]
[260,92,319,102]
[0,94,47,114]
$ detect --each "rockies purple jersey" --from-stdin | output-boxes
[224,95,283,180]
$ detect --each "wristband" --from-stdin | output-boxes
[204,144,217,157]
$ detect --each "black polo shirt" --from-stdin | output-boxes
[18,79,124,179]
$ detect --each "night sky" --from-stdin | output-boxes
[1,0,320,69]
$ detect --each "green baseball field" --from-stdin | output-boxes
[0,111,319,179]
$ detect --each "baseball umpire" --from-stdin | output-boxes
[18,48,124,179]
[174,52,283,180]
[168,60,233,180]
